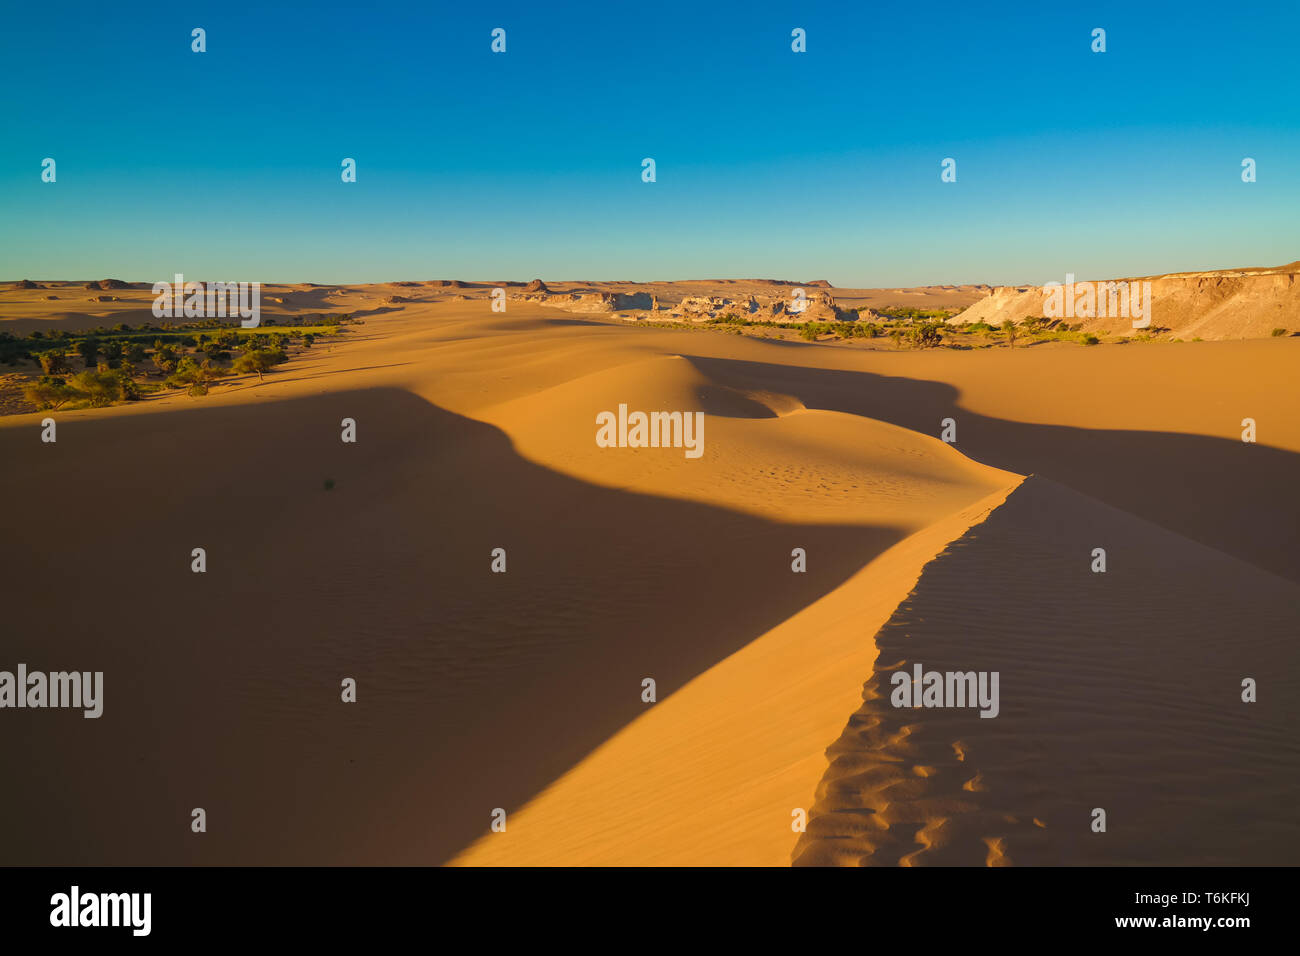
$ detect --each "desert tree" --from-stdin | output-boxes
[909,323,944,349]
[232,348,287,382]
[37,350,69,375]
[76,337,100,369]
[24,379,79,410]
[1002,319,1018,348]
[100,339,124,368]
[70,369,120,407]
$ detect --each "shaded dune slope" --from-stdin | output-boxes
[0,389,909,865]
[794,477,1300,866]
[681,353,1300,584]
[451,485,1018,866]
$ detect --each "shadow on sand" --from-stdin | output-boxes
[682,354,1300,584]
[0,387,903,865]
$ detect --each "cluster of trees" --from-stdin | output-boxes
[1,315,343,369]
[799,320,881,341]
[883,323,944,348]
[874,307,959,322]
[10,310,350,413]
[24,333,296,410]
[705,310,947,347]
[24,366,140,410]
[957,318,1100,347]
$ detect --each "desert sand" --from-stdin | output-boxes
[1,278,1296,866]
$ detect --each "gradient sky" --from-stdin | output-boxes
[2,0,1297,287]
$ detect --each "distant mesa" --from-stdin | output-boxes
[953,261,1300,340]
[83,278,130,290]
[427,280,466,288]
[524,279,548,293]
[756,278,831,288]
[13,279,41,289]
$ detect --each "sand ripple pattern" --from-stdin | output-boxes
[794,476,1300,866]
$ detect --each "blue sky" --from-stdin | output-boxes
[2,0,1297,286]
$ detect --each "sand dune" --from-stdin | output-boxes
[2,285,1296,865]
[451,484,1018,866]
[795,477,1300,866]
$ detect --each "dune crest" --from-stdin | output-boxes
[451,481,1020,866]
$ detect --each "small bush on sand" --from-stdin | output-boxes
[24,378,78,410]
[232,348,288,382]
[37,350,69,375]
[909,323,944,349]
[70,369,122,407]
[76,338,100,369]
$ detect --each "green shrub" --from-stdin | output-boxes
[100,340,124,368]
[166,356,226,391]
[76,338,100,369]
[115,366,141,401]
[24,380,79,410]
[232,347,288,381]
[153,344,180,375]
[37,350,69,375]
[69,369,120,406]
[909,323,944,349]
